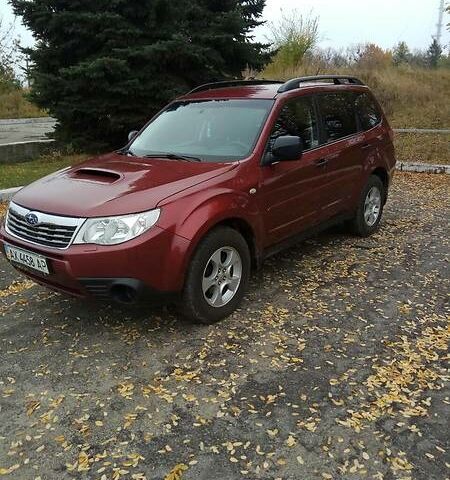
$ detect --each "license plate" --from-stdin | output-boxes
[4,244,49,275]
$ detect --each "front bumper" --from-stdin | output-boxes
[0,223,191,299]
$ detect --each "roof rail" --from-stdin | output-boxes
[188,79,284,95]
[278,75,365,93]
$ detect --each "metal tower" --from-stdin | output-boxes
[435,0,445,46]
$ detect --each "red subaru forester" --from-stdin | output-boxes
[1,76,396,323]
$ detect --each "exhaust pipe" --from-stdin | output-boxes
[110,280,142,304]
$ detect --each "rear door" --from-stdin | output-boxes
[258,95,330,246]
[315,92,365,218]
[354,91,386,194]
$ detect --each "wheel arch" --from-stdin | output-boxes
[180,215,261,287]
[212,217,260,270]
[371,167,389,203]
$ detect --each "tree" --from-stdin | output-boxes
[353,43,392,70]
[392,41,411,66]
[427,39,442,68]
[0,17,21,90]
[427,38,443,68]
[9,0,269,150]
[267,10,319,69]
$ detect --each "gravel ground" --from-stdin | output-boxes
[0,172,449,480]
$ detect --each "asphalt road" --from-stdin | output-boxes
[0,172,449,480]
[0,118,55,145]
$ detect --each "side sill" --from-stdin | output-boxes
[261,213,354,262]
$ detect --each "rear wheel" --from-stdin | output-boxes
[350,175,385,236]
[181,227,251,324]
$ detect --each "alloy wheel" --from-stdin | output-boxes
[202,246,243,308]
[364,186,382,227]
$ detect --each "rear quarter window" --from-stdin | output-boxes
[355,93,382,131]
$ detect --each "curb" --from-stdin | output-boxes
[394,128,450,134]
[0,117,55,126]
[0,162,448,203]
[0,139,55,164]
[397,162,449,174]
[0,139,54,147]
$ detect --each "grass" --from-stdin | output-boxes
[0,153,89,189]
[0,88,47,119]
[262,65,450,129]
[395,133,450,165]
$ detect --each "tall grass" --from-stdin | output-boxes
[263,63,450,129]
[0,87,46,119]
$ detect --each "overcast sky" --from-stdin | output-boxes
[1,0,449,51]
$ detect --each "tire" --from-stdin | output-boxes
[350,175,385,237]
[181,227,251,324]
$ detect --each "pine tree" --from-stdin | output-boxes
[10,0,269,150]
[427,39,442,69]
[392,41,411,66]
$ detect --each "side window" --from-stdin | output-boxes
[318,93,358,142]
[270,96,319,151]
[355,93,382,131]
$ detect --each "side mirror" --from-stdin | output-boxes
[272,136,303,161]
[128,130,139,142]
[263,136,303,166]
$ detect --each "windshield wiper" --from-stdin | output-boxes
[144,153,202,162]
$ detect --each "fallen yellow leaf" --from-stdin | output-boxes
[164,464,188,480]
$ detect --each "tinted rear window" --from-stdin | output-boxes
[355,93,382,130]
[318,93,358,142]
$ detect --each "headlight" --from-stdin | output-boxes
[74,209,160,245]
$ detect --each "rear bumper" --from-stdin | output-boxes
[0,223,191,299]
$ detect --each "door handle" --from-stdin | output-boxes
[361,143,373,150]
[315,158,329,168]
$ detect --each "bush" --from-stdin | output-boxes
[353,44,393,70]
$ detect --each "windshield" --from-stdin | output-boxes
[129,99,274,162]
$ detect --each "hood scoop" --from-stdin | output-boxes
[69,168,122,183]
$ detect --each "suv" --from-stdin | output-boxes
[1,76,396,324]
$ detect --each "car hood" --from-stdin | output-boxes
[13,153,237,217]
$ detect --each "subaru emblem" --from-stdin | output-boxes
[25,213,39,226]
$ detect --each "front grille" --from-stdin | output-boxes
[6,203,85,249]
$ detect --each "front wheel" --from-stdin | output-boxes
[350,175,385,237]
[181,227,251,324]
